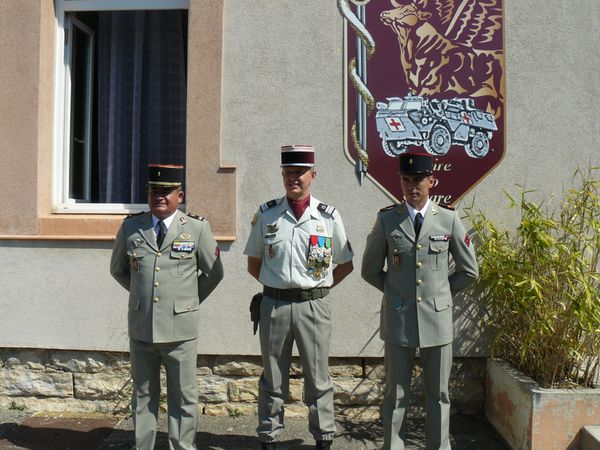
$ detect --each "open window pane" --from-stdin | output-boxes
[62,9,188,207]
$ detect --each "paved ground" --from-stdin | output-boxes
[0,409,510,449]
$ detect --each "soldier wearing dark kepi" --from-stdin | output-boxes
[110,164,224,450]
[361,152,478,450]
[244,145,354,449]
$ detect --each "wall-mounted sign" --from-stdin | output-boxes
[340,0,505,206]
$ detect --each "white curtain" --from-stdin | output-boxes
[98,10,187,203]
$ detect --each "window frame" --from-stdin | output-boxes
[52,0,190,214]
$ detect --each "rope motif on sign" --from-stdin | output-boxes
[338,0,376,181]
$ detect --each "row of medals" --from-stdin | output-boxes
[307,236,332,279]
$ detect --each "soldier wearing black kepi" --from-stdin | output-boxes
[110,164,224,450]
[361,152,478,450]
[244,145,354,449]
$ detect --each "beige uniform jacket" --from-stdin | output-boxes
[110,209,223,343]
[244,196,353,288]
[361,202,478,348]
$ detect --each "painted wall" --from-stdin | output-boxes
[0,0,598,356]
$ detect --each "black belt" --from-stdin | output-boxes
[263,286,330,302]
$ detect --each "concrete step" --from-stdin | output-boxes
[581,426,600,450]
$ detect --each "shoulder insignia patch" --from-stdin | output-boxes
[317,203,336,215]
[186,213,205,221]
[126,211,145,219]
[260,198,279,212]
[438,204,456,211]
[379,204,398,212]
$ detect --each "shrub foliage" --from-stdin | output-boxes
[466,168,599,388]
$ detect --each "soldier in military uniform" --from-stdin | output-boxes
[244,145,354,450]
[361,153,478,450]
[110,164,224,450]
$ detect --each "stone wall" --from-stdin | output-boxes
[0,349,485,419]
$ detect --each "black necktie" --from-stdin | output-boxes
[156,221,166,247]
[414,212,423,239]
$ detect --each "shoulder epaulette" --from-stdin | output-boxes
[260,198,279,212]
[438,204,455,211]
[379,204,398,212]
[186,212,205,221]
[126,211,145,219]
[317,203,336,215]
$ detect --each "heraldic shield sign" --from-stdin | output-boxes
[339,0,506,206]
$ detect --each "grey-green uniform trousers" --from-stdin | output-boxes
[111,210,224,450]
[361,202,478,450]
[244,196,354,443]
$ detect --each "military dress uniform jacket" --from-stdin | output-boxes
[361,202,478,348]
[110,209,223,343]
[244,196,353,288]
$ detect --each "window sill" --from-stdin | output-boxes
[0,214,235,242]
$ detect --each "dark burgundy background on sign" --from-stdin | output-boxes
[345,1,505,206]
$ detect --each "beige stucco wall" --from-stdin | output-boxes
[0,1,41,234]
[0,0,598,356]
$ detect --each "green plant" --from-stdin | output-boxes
[8,401,25,411]
[465,167,600,388]
[227,406,244,418]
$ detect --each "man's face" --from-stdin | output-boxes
[148,185,184,219]
[282,166,316,200]
[400,173,434,209]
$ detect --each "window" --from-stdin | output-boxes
[54,0,189,213]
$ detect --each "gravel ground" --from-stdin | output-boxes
[0,409,510,450]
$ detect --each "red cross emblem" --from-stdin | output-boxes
[387,118,404,131]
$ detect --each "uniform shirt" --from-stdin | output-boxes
[151,212,177,237]
[405,198,430,227]
[244,195,353,289]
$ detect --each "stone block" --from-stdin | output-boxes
[581,426,600,450]
[49,351,130,374]
[284,403,309,417]
[288,378,303,402]
[333,379,384,405]
[198,376,228,403]
[228,377,260,402]
[329,358,363,378]
[336,406,381,421]
[74,372,131,400]
[1,368,73,397]
[0,395,117,414]
[203,402,257,417]
[197,355,213,376]
[213,356,262,376]
[364,363,385,380]
[4,350,47,371]
[449,377,484,415]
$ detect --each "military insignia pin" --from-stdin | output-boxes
[131,259,139,273]
[316,224,325,233]
[267,224,279,234]
[181,233,191,240]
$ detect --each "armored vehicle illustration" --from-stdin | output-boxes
[375,95,497,158]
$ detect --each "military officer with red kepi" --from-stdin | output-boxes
[244,145,354,449]
[361,152,478,450]
[111,164,224,450]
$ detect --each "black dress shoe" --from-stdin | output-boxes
[316,440,332,449]
[261,442,277,449]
